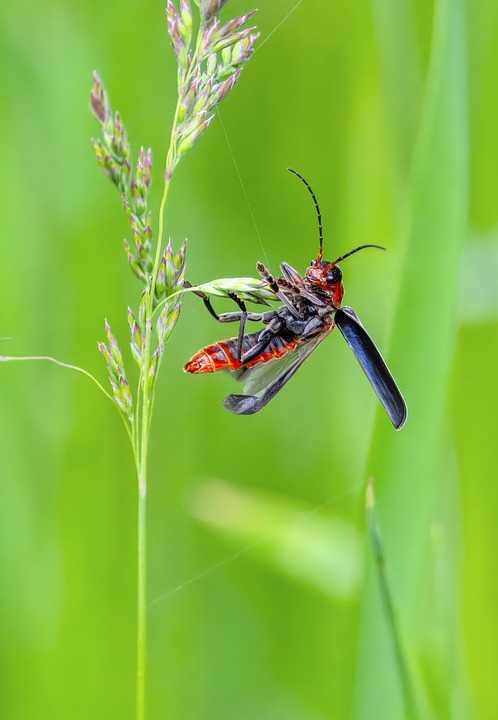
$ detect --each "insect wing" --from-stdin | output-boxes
[223,328,332,415]
[335,306,407,429]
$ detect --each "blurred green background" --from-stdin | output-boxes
[0,0,496,717]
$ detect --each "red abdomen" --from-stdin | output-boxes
[184,330,297,374]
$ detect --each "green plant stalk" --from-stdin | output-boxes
[133,39,201,715]
[88,9,260,716]
[136,457,147,720]
[134,346,150,720]
[134,17,205,658]
[133,232,156,720]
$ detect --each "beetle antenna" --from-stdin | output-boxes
[333,244,386,264]
[288,168,324,263]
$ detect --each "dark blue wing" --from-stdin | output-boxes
[335,306,407,429]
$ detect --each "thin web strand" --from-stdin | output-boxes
[216,0,307,271]
[149,479,365,606]
[216,109,270,269]
[255,0,305,53]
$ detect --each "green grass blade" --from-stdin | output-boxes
[355,0,468,717]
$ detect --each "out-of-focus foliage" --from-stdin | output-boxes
[0,0,495,718]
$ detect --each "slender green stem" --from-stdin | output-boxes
[0,354,114,402]
[133,28,207,720]
[134,330,153,717]
[136,465,147,720]
[0,354,134,445]
[155,175,172,280]
[133,43,182,718]
[135,324,151,720]
[365,478,417,720]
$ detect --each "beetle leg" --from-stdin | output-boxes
[184,281,267,324]
[239,316,283,365]
[183,281,221,321]
[285,314,324,337]
[184,281,283,364]
[227,291,248,363]
[256,262,304,318]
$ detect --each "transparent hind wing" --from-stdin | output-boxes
[222,329,332,415]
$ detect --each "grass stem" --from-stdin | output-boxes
[365,478,417,720]
[136,471,147,720]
